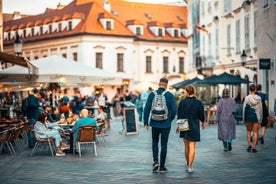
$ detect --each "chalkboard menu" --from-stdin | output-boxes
[124,107,139,135]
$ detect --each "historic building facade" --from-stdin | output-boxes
[2,0,188,91]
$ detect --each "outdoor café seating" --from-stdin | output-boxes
[0,127,16,156]
[75,125,97,157]
[30,128,55,157]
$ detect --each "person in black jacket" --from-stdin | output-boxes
[26,88,42,148]
[177,85,205,174]
[144,77,177,173]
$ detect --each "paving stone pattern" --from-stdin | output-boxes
[0,117,275,184]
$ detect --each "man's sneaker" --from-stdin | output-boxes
[260,136,264,144]
[159,166,168,173]
[187,168,193,174]
[152,163,159,173]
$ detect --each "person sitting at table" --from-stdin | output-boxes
[34,112,69,156]
[44,104,55,123]
[71,108,97,140]
[93,106,107,133]
[51,107,61,122]
[59,102,70,119]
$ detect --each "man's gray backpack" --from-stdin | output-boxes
[151,90,168,121]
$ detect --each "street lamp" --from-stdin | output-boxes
[240,50,247,67]
[14,32,23,56]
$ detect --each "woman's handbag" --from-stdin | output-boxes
[177,119,189,132]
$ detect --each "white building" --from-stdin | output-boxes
[1,0,188,98]
[194,0,275,114]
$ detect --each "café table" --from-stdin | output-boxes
[59,122,75,153]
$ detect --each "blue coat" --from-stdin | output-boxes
[143,88,177,128]
[71,117,97,140]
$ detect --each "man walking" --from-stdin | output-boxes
[26,88,42,148]
[256,84,269,144]
[143,78,177,173]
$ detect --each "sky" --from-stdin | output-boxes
[2,0,183,15]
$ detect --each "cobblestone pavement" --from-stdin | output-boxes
[0,117,275,184]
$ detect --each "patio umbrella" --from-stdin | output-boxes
[171,77,201,89]
[0,55,126,85]
[196,74,218,86]
[210,72,250,85]
[198,72,250,85]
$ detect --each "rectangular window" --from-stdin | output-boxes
[254,11,257,47]
[106,21,112,30]
[179,57,184,73]
[158,28,163,37]
[163,56,169,73]
[68,21,72,31]
[208,33,212,57]
[215,28,219,58]
[49,25,52,34]
[227,24,231,55]
[31,28,35,36]
[40,26,43,35]
[136,27,141,35]
[236,20,240,52]
[62,53,67,58]
[146,56,152,73]
[224,0,232,14]
[58,23,62,32]
[174,29,179,37]
[73,52,78,61]
[244,15,250,49]
[96,52,103,69]
[117,53,124,72]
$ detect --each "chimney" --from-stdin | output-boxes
[103,0,111,13]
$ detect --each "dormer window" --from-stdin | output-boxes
[126,20,144,36]
[148,21,164,37]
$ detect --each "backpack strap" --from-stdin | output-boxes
[162,90,167,95]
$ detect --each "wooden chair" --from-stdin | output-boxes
[9,125,24,153]
[30,129,55,157]
[0,128,16,156]
[76,126,97,157]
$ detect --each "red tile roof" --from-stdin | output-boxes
[3,0,187,44]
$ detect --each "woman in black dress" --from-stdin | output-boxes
[177,85,205,173]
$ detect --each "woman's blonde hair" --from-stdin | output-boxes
[185,85,196,97]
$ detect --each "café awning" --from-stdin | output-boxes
[0,52,38,75]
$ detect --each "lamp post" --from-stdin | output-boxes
[240,50,247,67]
[14,32,23,56]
